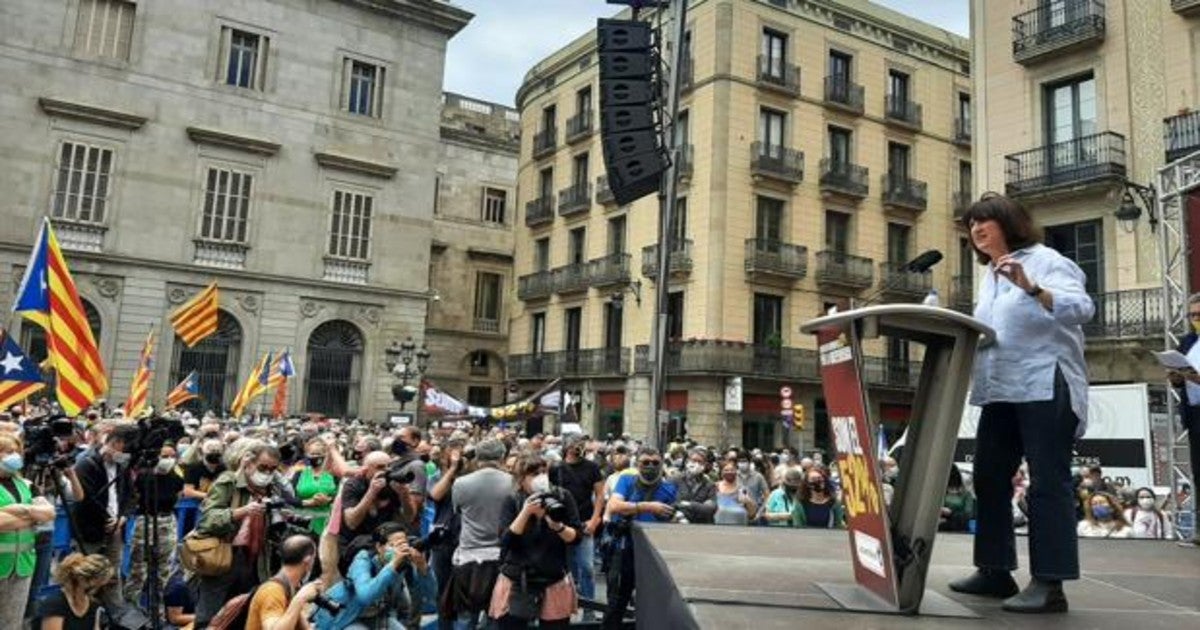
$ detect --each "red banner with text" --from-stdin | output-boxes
[815,325,899,607]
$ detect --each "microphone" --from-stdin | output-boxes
[904,250,943,273]
[857,249,945,307]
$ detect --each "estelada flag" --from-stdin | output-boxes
[126,328,155,418]
[0,327,46,410]
[230,351,271,416]
[170,282,218,347]
[12,218,107,415]
[166,370,200,408]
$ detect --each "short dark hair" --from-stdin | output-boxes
[372,521,407,544]
[960,192,1041,264]
[635,446,661,461]
[279,534,316,566]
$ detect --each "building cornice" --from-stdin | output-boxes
[335,0,473,37]
[466,247,514,262]
[313,150,399,178]
[37,97,148,130]
[440,126,520,155]
[186,126,281,155]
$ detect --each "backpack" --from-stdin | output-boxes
[208,575,293,630]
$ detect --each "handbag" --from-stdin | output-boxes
[506,572,545,621]
[180,531,232,576]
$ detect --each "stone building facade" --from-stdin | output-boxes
[424,93,519,413]
[509,0,971,451]
[0,0,471,419]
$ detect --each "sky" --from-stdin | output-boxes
[443,1,969,107]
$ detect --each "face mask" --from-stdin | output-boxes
[685,462,703,476]
[530,473,551,494]
[670,458,683,468]
[1138,497,1156,510]
[809,479,825,492]
[638,464,663,485]
[1092,505,1113,520]
[737,462,750,473]
[156,458,177,473]
[308,456,325,469]
[0,453,23,474]
[251,471,274,488]
[382,548,396,564]
[112,452,131,466]
[392,440,410,457]
[584,452,597,462]
[205,452,222,465]
[779,454,791,464]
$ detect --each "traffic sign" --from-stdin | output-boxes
[780,386,793,398]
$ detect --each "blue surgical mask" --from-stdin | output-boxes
[1,453,24,474]
[1092,505,1113,520]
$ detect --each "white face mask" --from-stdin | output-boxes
[156,458,177,474]
[530,473,551,494]
[1138,497,1156,510]
[251,471,274,488]
[737,462,750,473]
[685,461,703,476]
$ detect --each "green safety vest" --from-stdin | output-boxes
[0,477,36,578]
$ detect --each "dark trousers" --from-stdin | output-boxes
[601,541,634,630]
[972,371,1080,581]
[1185,410,1200,538]
[430,546,455,630]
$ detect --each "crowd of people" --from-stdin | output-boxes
[0,399,1185,630]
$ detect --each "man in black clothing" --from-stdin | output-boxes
[340,451,414,547]
[675,448,717,524]
[73,424,134,609]
[551,434,603,614]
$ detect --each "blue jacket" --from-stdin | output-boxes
[312,550,400,630]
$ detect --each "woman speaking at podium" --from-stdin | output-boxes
[948,193,1094,614]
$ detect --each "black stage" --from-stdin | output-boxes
[632,524,1200,629]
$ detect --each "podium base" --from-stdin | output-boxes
[816,582,981,618]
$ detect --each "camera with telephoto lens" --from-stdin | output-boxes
[310,593,343,615]
[385,462,416,485]
[122,416,187,469]
[22,415,74,466]
[530,492,569,522]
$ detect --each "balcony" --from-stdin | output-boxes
[473,317,500,334]
[951,274,974,314]
[1083,288,1164,340]
[676,144,694,182]
[50,219,105,253]
[744,239,808,283]
[756,55,801,96]
[680,56,694,93]
[193,239,247,270]
[884,94,923,130]
[642,239,694,280]
[953,190,973,220]
[815,250,874,290]
[552,262,589,294]
[595,175,616,205]
[823,75,864,114]
[751,142,804,185]
[322,257,369,285]
[819,158,869,199]
[590,252,632,287]
[517,270,554,301]
[565,111,593,144]
[1174,0,1200,16]
[1004,131,1126,198]
[954,117,972,146]
[558,182,591,218]
[1012,0,1106,65]
[525,196,554,227]
[532,127,557,159]
[862,357,922,390]
[878,262,933,300]
[511,348,629,379]
[635,342,821,381]
[1164,110,1200,162]
[881,174,928,213]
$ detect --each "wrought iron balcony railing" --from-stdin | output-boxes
[1164,110,1200,162]
[862,357,923,390]
[756,55,801,96]
[634,343,821,381]
[589,252,631,287]
[815,250,874,289]
[532,126,557,158]
[1004,131,1126,197]
[680,56,694,92]
[744,239,808,280]
[642,239,694,279]
[676,144,694,181]
[1083,288,1165,340]
[510,348,629,379]
[823,75,864,114]
[884,94,923,129]
[565,110,593,143]
[954,117,972,145]
[525,196,554,227]
[819,158,869,198]
[517,270,553,301]
[595,175,615,205]
[558,182,591,217]
[552,262,589,294]
[882,174,928,212]
[879,262,933,298]
[953,190,973,220]
[951,274,974,314]
[1012,0,1106,65]
[751,142,804,184]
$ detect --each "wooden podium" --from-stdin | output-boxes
[799,304,995,617]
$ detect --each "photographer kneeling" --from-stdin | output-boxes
[313,522,429,630]
[490,454,580,629]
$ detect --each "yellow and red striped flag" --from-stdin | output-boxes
[167,370,200,408]
[170,282,219,347]
[12,219,107,415]
[230,351,271,417]
[126,328,155,417]
[268,350,295,418]
[0,327,46,410]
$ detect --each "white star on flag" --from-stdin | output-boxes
[0,352,24,374]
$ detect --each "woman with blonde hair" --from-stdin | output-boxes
[0,432,55,626]
[1076,492,1133,539]
[36,553,113,629]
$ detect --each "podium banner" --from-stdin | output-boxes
[815,325,899,607]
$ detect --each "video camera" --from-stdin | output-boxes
[530,492,569,522]
[22,415,75,468]
[122,416,187,469]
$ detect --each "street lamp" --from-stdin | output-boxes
[1114,180,1157,232]
[385,336,432,426]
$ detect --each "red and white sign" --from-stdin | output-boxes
[814,326,899,607]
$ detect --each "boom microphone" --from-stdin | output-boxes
[904,249,943,273]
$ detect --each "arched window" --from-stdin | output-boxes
[304,320,363,417]
[170,310,242,413]
[21,298,102,397]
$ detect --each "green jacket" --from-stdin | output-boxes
[195,470,254,539]
[791,498,846,529]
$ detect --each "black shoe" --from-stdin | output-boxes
[948,569,1019,598]
[1002,579,1068,614]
